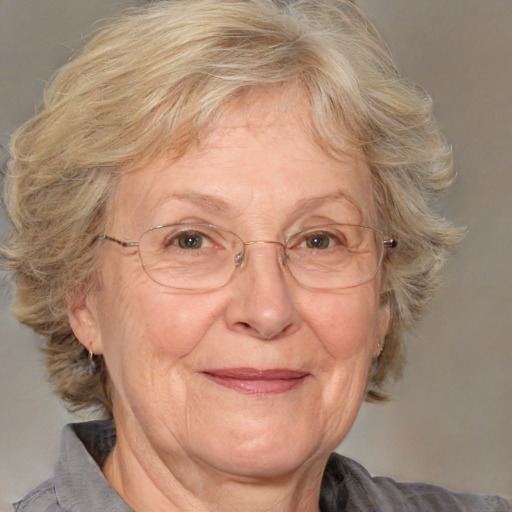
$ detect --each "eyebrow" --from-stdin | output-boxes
[292,192,364,219]
[148,192,234,217]
[148,190,364,222]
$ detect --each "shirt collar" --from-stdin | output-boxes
[54,419,131,512]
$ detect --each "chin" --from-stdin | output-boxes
[197,423,328,480]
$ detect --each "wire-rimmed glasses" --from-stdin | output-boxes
[100,223,397,291]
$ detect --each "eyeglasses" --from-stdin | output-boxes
[100,223,397,291]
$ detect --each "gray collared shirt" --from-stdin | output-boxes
[14,420,511,511]
[14,421,130,512]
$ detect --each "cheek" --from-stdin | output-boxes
[302,287,382,360]
[94,259,223,377]
[292,286,383,448]
[137,291,220,358]
[95,282,228,422]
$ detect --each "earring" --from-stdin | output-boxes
[377,339,384,355]
[88,349,97,374]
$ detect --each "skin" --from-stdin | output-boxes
[69,95,389,512]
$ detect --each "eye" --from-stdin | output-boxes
[300,231,342,250]
[165,230,214,250]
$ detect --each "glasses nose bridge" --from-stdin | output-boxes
[244,239,285,249]
[235,239,287,269]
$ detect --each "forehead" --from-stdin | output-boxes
[110,95,376,234]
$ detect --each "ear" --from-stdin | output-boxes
[374,302,391,358]
[68,292,104,356]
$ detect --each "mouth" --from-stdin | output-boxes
[202,368,309,395]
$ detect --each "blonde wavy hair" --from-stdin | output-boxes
[2,0,460,414]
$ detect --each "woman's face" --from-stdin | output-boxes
[70,97,389,481]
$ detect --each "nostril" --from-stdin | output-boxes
[232,321,256,335]
[233,320,295,341]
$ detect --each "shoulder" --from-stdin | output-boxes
[13,478,62,512]
[14,420,130,512]
[322,453,512,512]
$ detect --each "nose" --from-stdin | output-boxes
[225,242,301,341]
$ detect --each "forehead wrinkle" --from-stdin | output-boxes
[292,192,365,221]
[146,192,237,221]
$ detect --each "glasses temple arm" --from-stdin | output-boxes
[98,235,139,248]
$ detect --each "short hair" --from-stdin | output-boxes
[2,0,460,414]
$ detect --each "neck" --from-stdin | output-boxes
[103,425,327,512]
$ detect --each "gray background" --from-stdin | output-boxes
[1,0,511,508]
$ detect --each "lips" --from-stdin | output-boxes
[202,368,309,395]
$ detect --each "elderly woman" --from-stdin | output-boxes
[3,0,510,511]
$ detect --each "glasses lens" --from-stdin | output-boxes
[285,225,383,289]
[136,223,384,290]
[138,224,242,289]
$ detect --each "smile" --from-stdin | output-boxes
[202,368,310,395]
